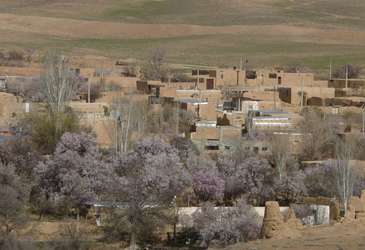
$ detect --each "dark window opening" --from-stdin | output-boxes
[246,71,256,79]
[225,146,230,150]
[205,146,219,150]
[269,73,277,79]
[262,147,268,151]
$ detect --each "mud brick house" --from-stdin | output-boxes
[259,72,327,87]
[175,100,216,121]
[278,87,335,106]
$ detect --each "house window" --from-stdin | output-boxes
[333,107,339,114]
[221,74,226,79]
[248,105,253,110]
[225,146,230,150]
[205,146,219,150]
[262,147,268,151]
[269,73,277,79]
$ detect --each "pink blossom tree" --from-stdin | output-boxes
[192,171,224,203]
[113,136,191,249]
[192,199,262,247]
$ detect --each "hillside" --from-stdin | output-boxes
[1,0,365,71]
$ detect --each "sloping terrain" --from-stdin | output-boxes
[233,220,365,250]
[1,0,365,70]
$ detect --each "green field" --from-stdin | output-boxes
[2,0,365,28]
[1,0,365,71]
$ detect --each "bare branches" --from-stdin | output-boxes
[271,135,291,180]
[40,51,75,123]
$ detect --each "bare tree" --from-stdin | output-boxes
[107,90,150,154]
[271,134,291,180]
[298,110,335,161]
[40,51,76,133]
[143,46,168,81]
[333,63,362,79]
[324,139,358,213]
[0,185,29,236]
[284,59,302,73]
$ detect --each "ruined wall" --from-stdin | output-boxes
[328,79,365,89]
[260,201,303,239]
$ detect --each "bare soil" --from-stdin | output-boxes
[1,13,365,45]
[229,220,365,250]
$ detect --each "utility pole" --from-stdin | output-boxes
[274,87,276,110]
[197,65,200,89]
[323,98,326,120]
[362,109,365,133]
[88,70,90,104]
[239,55,243,85]
[346,66,348,88]
[199,89,202,118]
[259,67,262,91]
[168,68,170,87]
[330,58,332,79]
[101,60,104,82]
[301,76,304,108]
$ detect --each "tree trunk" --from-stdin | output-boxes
[76,207,79,222]
[130,231,136,250]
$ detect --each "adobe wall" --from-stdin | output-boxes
[258,101,282,111]
[325,97,365,108]
[189,102,216,121]
[189,127,219,140]
[136,81,148,93]
[263,73,327,87]
[191,138,271,156]
[279,87,335,106]
[104,77,139,90]
[80,118,113,149]
[335,88,365,97]
[216,111,246,126]
[160,87,177,98]
[221,127,241,141]
[210,69,245,86]
[244,91,279,101]
[77,68,95,78]
[241,101,258,113]
[176,90,221,105]
[273,132,303,155]
[0,66,40,76]
[328,79,365,89]
[0,99,11,117]
[166,82,195,90]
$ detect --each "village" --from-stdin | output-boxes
[1,50,365,250]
